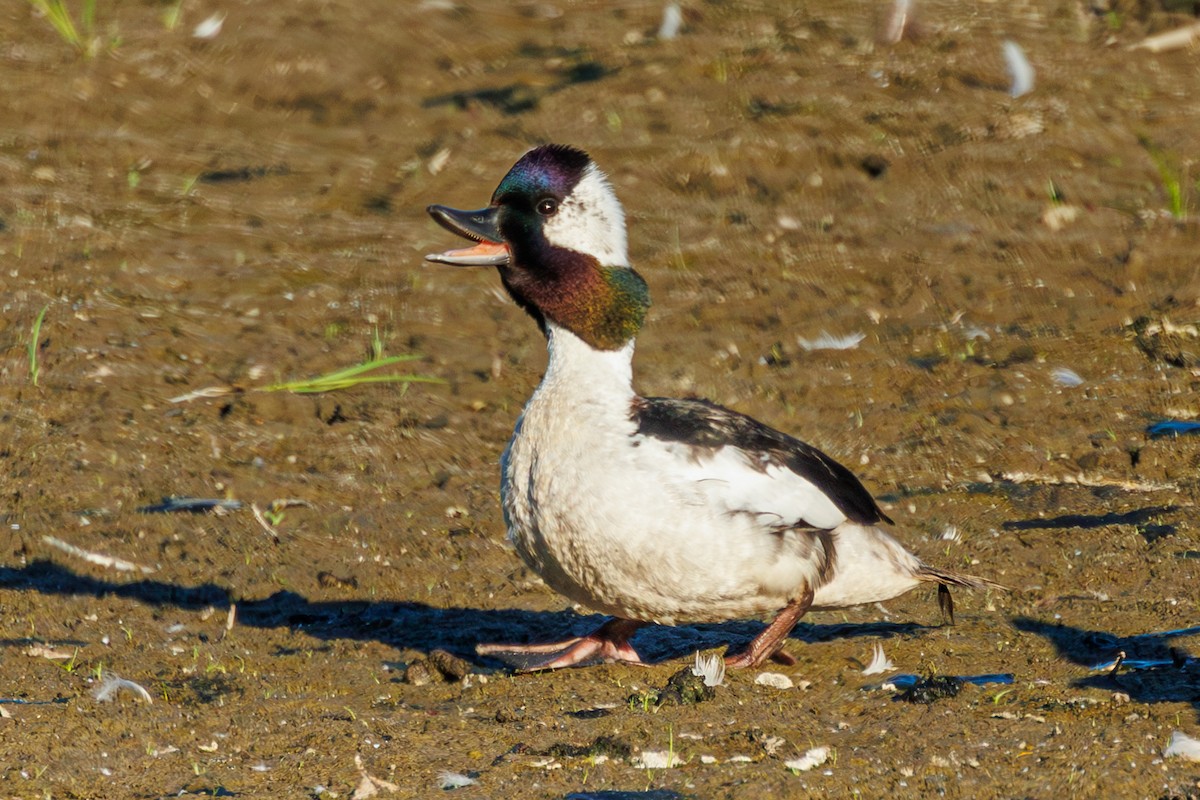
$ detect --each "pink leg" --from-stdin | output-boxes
[724,588,814,669]
[476,618,646,672]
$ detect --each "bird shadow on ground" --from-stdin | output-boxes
[2,560,935,666]
[1012,616,1200,721]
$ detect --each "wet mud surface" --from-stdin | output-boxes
[3,1,1200,797]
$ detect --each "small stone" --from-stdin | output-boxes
[429,649,472,682]
[403,659,433,686]
[755,672,794,690]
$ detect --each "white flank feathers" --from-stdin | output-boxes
[192,12,226,39]
[861,643,896,676]
[692,651,726,687]
[658,3,683,40]
[1003,40,1034,98]
[785,746,831,772]
[797,331,865,351]
[93,675,153,704]
[1164,731,1200,762]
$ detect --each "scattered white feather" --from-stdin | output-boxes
[963,325,991,341]
[93,675,153,705]
[193,12,226,39]
[754,672,794,690]
[634,750,682,769]
[437,771,476,790]
[861,643,897,675]
[784,746,830,772]
[1164,731,1200,762]
[1051,367,1084,387]
[940,525,961,542]
[658,3,683,40]
[43,535,155,574]
[797,331,866,351]
[881,0,912,44]
[692,651,726,687]
[1129,21,1200,52]
[1003,40,1034,98]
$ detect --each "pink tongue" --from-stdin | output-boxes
[426,240,510,266]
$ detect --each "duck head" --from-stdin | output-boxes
[425,144,650,351]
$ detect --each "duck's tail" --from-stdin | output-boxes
[916,564,1008,592]
[915,565,1008,625]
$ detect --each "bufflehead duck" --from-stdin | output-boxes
[426,144,1001,670]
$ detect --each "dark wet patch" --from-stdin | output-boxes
[897,674,963,704]
[170,786,237,798]
[540,735,633,761]
[424,84,541,115]
[161,672,243,706]
[423,58,616,115]
[860,154,890,178]
[198,164,290,184]
[566,707,612,720]
[137,497,244,514]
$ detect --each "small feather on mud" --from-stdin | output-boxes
[193,12,225,39]
[1003,40,1034,98]
[784,745,830,772]
[861,643,896,676]
[797,331,865,351]
[1163,730,1200,762]
[880,0,913,44]
[1051,367,1084,387]
[691,651,725,687]
[658,3,683,40]
[437,771,477,790]
[93,675,153,705]
[43,535,155,574]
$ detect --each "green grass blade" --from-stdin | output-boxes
[81,0,95,36]
[29,0,82,49]
[260,354,441,394]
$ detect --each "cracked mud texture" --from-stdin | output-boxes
[3,1,1200,798]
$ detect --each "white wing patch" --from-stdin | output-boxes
[635,436,849,531]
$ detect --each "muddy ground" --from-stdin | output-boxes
[2,1,1200,797]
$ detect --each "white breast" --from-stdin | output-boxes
[499,325,844,624]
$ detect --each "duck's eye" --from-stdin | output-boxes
[536,198,558,216]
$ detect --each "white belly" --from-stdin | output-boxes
[500,399,824,624]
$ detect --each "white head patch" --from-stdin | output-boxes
[542,163,629,267]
